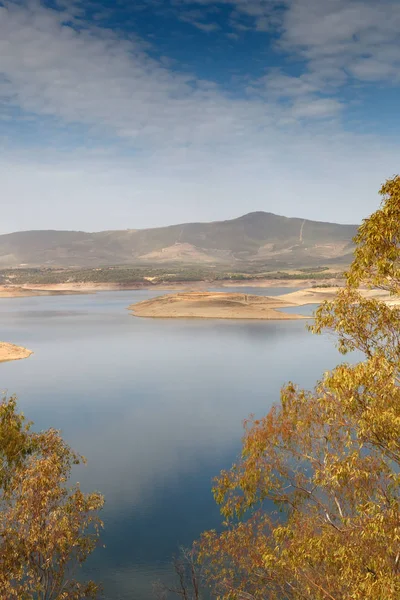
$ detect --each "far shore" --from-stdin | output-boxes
[1,282,397,315]
[275,287,400,307]
[0,342,33,363]
[0,278,344,298]
[129,287,400,321]
[0,285,91,298]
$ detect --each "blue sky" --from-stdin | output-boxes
[0,0,399,232]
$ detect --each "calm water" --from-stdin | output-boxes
[0,289,353,599]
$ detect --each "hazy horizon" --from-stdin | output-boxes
[1,0,399,233]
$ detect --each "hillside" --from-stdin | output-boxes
[0,212,358,269]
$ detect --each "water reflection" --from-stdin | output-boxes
[0,290,360,599]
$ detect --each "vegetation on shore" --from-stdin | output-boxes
[0,266,344,286]
[194,175,400,599]
[0,397,104,599]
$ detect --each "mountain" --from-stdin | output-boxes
[0,212,358,269]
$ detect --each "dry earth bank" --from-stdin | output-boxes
[0,285,88,297]
[129,288,400,320]
[0,278,344,297]
[275,287,400,306]
[0,342,33,363]
[129,292,308,320]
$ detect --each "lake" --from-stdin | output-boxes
[0,289,354,599]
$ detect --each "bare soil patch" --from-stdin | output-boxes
[276,287,400,306]
[0,342,33,363]
[129,292,307,320]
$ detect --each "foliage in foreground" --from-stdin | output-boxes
[197,176,400,599]
[0,397,104,599]
[154,548,205,600]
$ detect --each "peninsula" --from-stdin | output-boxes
[129,287,400,320]
[129,292,307,320]
[0,342,33,363]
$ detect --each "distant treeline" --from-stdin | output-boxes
[0,266,344,286]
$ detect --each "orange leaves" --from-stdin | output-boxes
[197,177,400,600]
[342,175,400,293]
[0,397,104,599]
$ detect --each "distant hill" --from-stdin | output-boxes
[0,212,358,269]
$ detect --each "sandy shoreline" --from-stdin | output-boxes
[0,285,90,298]
[129,292,308,320]
[0,278,343,298]
[129,287,400,320]
[275,287,400,306]
[0,342,33,363]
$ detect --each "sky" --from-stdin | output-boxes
[1,0,400,232]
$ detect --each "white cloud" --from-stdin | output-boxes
[177,1,400,86]
[184,18,220,31]
[177,7,221,31]
[260,71,319,98]
[291,98,343,119]
[0,0,399,232]
[0,0,343,152]
[349,57,400,82]
[0,2,254,147]
[170,0,400,134]
[280,0,400,85]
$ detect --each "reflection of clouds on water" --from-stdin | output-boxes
[0,291,346,510]
[0,291,360,599]
[71,390,243,507]
[4,310,91,319]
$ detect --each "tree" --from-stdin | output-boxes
[197,176,400,600]
[0,395,104,599]
[154,547,204,600]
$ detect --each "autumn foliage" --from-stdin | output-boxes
[0,396,104,599]
[198,176,400,599]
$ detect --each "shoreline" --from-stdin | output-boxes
[129,287,400,320]
[275,287,400,306]
[129,292,309,320]
[0,278,344,298]
[0,342,33,363]
[0,285,92,298]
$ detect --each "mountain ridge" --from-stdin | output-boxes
[0,212,359,269]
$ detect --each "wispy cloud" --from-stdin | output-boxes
[177,7,221,31]
[0,1,277,148]
[181,18,220,32]
[177,0,400,86]
[280,0,400,85]
[0,0,399,232]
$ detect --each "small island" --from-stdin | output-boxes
[0,342,33,363]
[129,287,400,321]
[129,292,307,320]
